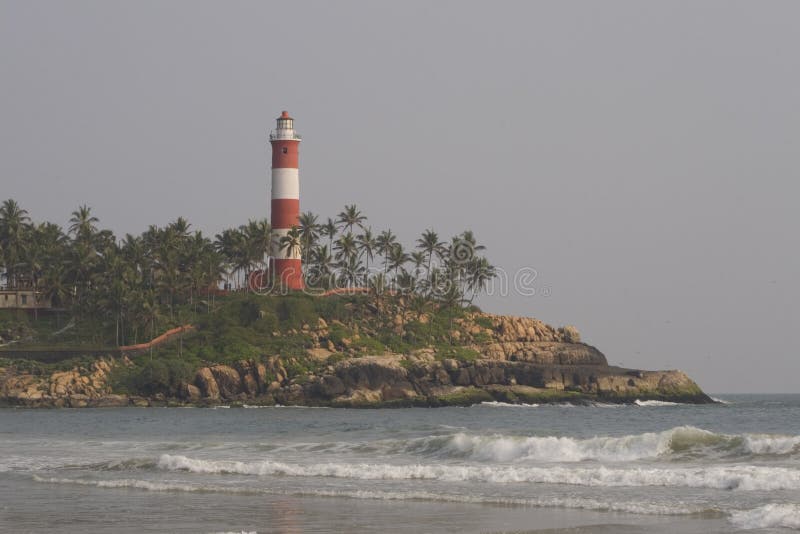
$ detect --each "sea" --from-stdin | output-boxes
[1,394,799,533]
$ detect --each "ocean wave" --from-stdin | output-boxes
[741,434,800,456]
[480,401,539,408]
[31,475,713,516]
[634,399,680,407]
[156,454,800,490]
[403,426,800,463]
[729,503,800,530]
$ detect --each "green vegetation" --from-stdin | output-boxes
[0,198,496,352]
[0,198,507,402]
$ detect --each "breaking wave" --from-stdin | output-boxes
[396,426,800,463]
[480,401,539,408]
[729,503,800,530]
[634,399,680,407]
[156,454,800,491]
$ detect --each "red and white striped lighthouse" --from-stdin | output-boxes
[269,111,304,290]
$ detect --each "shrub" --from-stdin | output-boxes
[275,297,318,329]
[474,316,494,330]
[472,332,492,344]
[326,352,348,366]
[237,300,261,326]
[352,337,387,354]
[379,334,412,354]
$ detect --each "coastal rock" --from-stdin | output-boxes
[67,394,89,408]
[89,394,129,408]
[195,368,220,399]
[478,341,607,366]
[209,365,242,399]
[183,383,202,401]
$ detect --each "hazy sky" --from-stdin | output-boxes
[2,1,798,393]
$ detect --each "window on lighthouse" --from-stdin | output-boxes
[282,147,288,154]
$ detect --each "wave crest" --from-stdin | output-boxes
[729,503,800,530]
[156,454,800,491]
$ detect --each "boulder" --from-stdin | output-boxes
[195,368,220,399]
[319,375,345,397]
[67,394,89,408]
[210,365,242,399]
[183,383,202,401]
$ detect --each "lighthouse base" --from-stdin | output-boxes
[272,258,304,291]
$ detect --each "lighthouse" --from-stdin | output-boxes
[269,111,304,290]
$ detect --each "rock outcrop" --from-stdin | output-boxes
[0,311,712,407]
[0,357,145,407]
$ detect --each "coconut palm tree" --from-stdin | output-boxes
[416,229,445,287]
[375,229,397,275]
[307,244,334,289]
[466,257,496,304]
[338,254,365,288]
[278,227,303,263]
[0,198,31,288]
[242,219,271,271]
[320,217,337,249]
[336,204,366,234]
[68,205,99,244]
[356,227,376,286]
[298,212,319,266]
[410,251,426,279]
[388,243,409,282]
[333,232,358,264]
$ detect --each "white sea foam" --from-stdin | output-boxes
[634,399,680,407]
[729,503,800,530]
[742,434,800,455]
[431,426,725,462]
[31,475,709,516]
[156,454,800,491]
[711,396,731,404]
[480,401,539,408]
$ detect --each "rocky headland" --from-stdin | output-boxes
[0,311,711,408]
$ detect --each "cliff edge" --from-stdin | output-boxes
[0,310,712,407]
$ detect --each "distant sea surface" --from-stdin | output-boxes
[1,395,799,533]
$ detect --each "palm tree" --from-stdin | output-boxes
[336,204,366,234]
[466,257,496,304]
[0,198,31,288]
[416,229,444,287]
[242,219,271,270]
[214,227,248,288]
[26,222,69,316]
[278,227,303,263]
[298,212,319,266]
[320,217,337,249]
[356,227,376,286]
[309,244,336,289]
[338,254,365,288]
[388,243,409,281]
[68,205,99,244]
[40,262,70,318]
[169,216,192,240]
[334,232,358,262]
[375,229,397,275]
